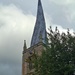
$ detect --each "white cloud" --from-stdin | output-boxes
[52,24,74,34]
[0,4,35,50]
[0,4,35,75]
[46,15,74,34]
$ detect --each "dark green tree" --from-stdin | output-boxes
[34,27,75,75]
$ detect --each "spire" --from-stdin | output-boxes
[23,40,27,51]
[31,0,47,46]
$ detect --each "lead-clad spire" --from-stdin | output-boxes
[31,0,47,46]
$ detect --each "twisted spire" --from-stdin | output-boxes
[31,0,47,46]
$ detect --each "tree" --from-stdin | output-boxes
[33,27,75,75]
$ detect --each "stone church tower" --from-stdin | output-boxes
[22,0,47,75]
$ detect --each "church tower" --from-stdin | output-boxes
[22,0,46,75]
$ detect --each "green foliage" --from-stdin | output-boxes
[33,27,75,75]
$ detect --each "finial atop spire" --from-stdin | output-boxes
[30,0,47,46]
[23,40,27,51]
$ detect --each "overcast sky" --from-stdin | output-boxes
[0,0,75,75]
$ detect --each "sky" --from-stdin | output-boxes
[0,0,75,75]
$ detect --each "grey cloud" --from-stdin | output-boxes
[0,0,75,75]
[47,0,75,29]
[0,63,21,75]
[49,0,75,5]
[44,3,69,28]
